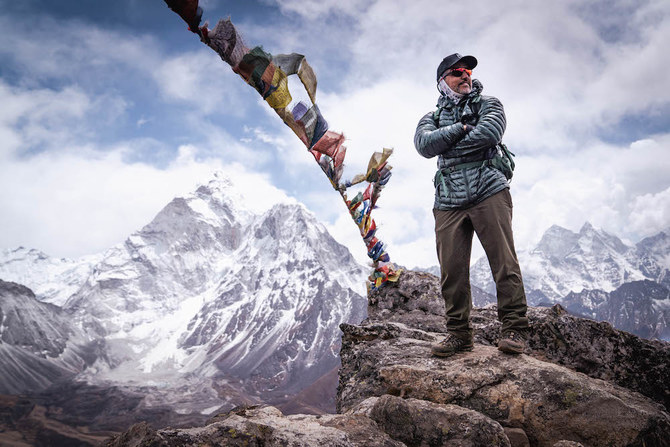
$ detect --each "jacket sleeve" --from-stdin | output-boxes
[414,111,469,159]
[452,97,506,157]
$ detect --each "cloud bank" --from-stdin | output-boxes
[0,1,668,269]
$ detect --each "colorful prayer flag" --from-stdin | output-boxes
[164,2,401,289]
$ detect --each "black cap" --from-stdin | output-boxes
[436,53,478,81]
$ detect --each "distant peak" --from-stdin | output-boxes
[191,173,252,216]
[545,224,573,234]
[577,222,620,242]
[579,222,596,233]
[194,173,238,199]
[262,201,312,226]
[538,225,576,242]
[270,200,308,214]
[3,247,51,260]
[209,171,235,189]
[534,225,579,259]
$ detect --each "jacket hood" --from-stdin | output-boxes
[437,79,483,107]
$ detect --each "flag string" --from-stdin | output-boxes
[164,0,402,289]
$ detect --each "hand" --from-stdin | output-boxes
[463,124,475,132]
[460,113,479,125]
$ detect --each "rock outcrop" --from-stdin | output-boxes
[339,271,670,446]
[105,405,406,447]
[362,271,670,410]
[104,397,510,447]
[105,271,670,447]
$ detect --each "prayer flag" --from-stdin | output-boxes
[265,68,292,109]
[164,0,202,32]
[311,131,345,158]
[207,19,248,67]
[164,6,401,289]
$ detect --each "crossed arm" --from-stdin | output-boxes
[414,97,506,159]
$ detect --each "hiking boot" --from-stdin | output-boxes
[431,333,474,357]
[498,330,526,354]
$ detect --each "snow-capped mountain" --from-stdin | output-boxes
[0,247,100,306]
[64,177,255,335]
[468,223,670,339]
[0,173,368,414]
[0,280,103,394]
[636,229,670,289]
[563,280,670,340]
[471,223,669,304]
[178,202,366,400]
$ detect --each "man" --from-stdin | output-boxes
[414,53,529,356]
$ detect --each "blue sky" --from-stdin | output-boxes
[1,0,669,268]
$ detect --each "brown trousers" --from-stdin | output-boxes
[434,189,528,338]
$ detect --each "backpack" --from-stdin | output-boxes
[492,143,515,180]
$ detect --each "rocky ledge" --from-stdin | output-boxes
[106,271,670,447]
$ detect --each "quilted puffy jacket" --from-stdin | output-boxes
[414,79,509,209]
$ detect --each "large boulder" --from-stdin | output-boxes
[337,271,670,446]
[104,405,405,446]
[368,271,670,410]
[350,395,511,446]
[338,322,669,446]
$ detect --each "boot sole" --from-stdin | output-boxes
[498,343,524,354]
[431,346,474,357]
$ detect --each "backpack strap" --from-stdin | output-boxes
[432,105,444,125]
[469,97,482,115]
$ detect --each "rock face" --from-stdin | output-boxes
[0,280,103,394]
[106,270,670,446]
[104,405,406,447]
[562,280,670,340]
[104,396,510,447]
[363,271,670,410]
[355,395,510,446]
[338,271,670,446]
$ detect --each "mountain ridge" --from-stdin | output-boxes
[472,222,669,302]
[467,222,670,339]
[0,173,368,416]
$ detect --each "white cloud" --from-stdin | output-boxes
[0,82,93,157]
[0,143,289,259]
[299,76,669,269]
[267,0,371,18]
[151,50,251,116]
[275,0,669,268]
[0,14,286,259]
[1,0,668,272]
[511,135,670,250]
[0,15,153,82]
[263,0,669,154]
[630,186,670,236]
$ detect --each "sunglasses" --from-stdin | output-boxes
[446,67,472,78]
